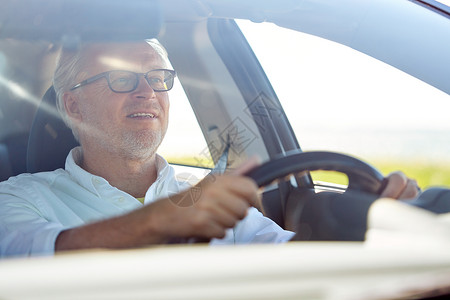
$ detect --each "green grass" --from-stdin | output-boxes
[167,156,450,190]
[372,159,450,189]
[310,159,450,189]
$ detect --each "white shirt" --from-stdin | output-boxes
[0,147,294,258]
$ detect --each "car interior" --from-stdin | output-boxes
[1,0,450,299]
[1,0,450,242]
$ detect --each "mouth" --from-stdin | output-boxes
[127,112,157,119]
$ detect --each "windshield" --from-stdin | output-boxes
[239,20,450,188]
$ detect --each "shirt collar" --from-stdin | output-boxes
[64,146,176,199]
[65,147,104,195]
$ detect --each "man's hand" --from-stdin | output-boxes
[151,157,261,241]
[380,171,420,199]
[162,174,258,240]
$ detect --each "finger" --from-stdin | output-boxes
[204,222,227,239]
[216,194,250,221]
[204,175,259,206]
[380,171,408,199]
[200,197,246,228]
[398,179,420,199]
[200,176,255,213]
[195,220,227,239]
[226,176,259,207]
[188,210,228,239]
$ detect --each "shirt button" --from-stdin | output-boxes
[92,178,101,184]
[118,197,125,203]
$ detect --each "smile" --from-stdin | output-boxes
[127,113,157,118]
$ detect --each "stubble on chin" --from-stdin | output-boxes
[119,129,164,160]
[82,120,165,162]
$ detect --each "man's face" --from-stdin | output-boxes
[67,42,170,160]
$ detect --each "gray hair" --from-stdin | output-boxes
[53,39,170,142]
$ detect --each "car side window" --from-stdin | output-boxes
[158,76,212,184]
[239,20,450,188]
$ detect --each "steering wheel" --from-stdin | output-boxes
[244,151,387,241]
[245,151,386,194]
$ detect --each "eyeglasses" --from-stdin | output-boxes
[70,69,176,93]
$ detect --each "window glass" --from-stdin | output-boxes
[157,76,212,183]
[434,0,450,7]
[239,20,450,188]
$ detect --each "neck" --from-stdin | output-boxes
[80,146,159,198]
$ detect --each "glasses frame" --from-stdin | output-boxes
[70,69,177,93]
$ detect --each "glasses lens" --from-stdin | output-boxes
[146,70,175,91]
[108,71,138,92]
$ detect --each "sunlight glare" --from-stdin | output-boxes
[0,75,61,118]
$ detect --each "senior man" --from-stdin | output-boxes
[0,40,419,257]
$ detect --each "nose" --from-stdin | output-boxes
[132,75,156,99]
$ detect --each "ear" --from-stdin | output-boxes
[63,91,82,122]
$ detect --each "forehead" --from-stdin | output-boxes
[83,42,166,74]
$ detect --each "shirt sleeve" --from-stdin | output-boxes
[0,193,64,258]
[210,207,295,245]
